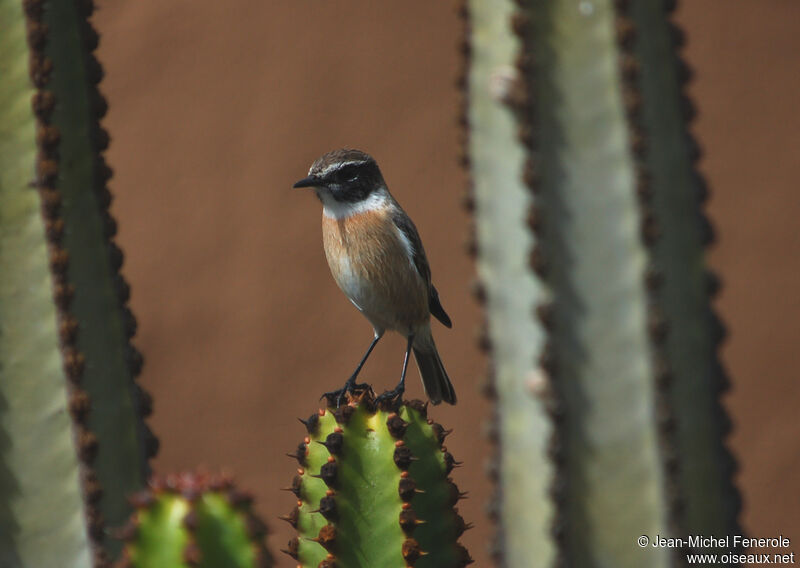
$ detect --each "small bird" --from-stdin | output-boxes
[294,148,456,405]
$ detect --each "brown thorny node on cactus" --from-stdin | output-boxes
[117,472,271,568]
[282,389,473,567]
[22,1,157,564]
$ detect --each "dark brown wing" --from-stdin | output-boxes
[429,284,452,328]
[392,208,453,329]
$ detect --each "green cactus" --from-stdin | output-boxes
[283,392,471,568]
[0,0,155,564]
[461,0,741,566]
[117,473,271,568]
[2,0,747,566]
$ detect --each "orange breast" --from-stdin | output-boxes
[322,208,429,332]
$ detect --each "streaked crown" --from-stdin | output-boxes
[294,148,386,203]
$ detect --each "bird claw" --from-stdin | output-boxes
[374,385,405,407]
[321,378,370,408]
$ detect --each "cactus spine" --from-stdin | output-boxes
[1,0,155,564]
[283,393,471,568]
[462,0,741,566]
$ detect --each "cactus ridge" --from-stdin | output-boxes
[612,1,685,550]
[457,1,508,565]
[284,390,472,568]
[27,0,157,560]
[118,472,272,568]
[18,0,107,563]
[38,0,158,459]
[506,5,569,568]
[621,0,743,548]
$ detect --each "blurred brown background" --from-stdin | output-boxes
[92,1,800,564]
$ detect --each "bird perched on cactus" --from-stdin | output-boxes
[294,149,456,406]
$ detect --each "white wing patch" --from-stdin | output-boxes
[393,220,418,273]
[331,252,365,312]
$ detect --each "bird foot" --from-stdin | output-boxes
[321,378,370,408]
[374,384,405,408]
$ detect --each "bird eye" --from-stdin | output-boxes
[338,166,359,184]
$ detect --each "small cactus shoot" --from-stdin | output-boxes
[119,473,272,568]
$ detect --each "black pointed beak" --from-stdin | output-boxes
[293,175,322,189]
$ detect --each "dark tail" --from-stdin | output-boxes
[413,333,456,405]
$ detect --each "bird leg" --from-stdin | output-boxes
[322,334,382,407]
[376,335,414,405]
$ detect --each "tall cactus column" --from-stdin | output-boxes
[457,0,556,565]
[0,0,156,565]
[461,0,741,566]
